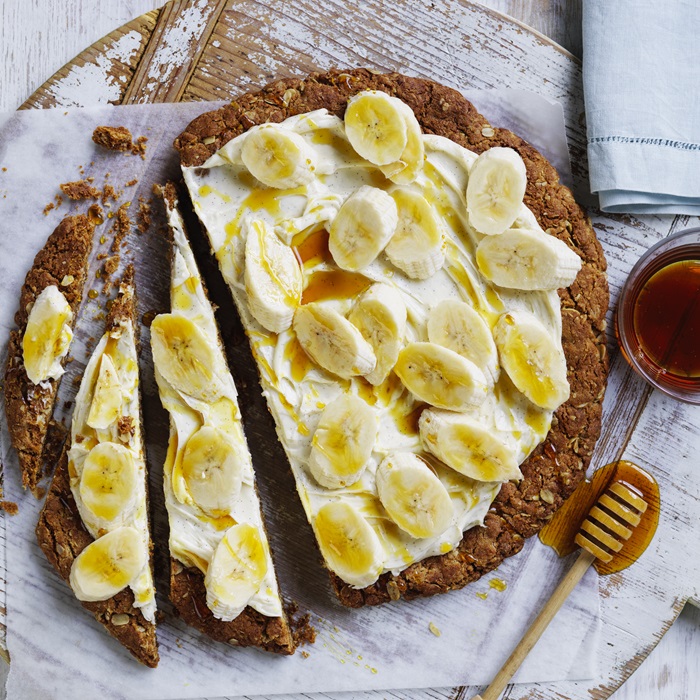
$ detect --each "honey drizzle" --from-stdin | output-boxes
[302,269,372,305]
[293,229,333,266]
[538,460,660,575]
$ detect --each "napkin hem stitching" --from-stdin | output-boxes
[588,135,700,151]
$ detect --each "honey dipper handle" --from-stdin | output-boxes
[471,548,597,700]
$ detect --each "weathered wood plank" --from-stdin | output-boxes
[121,0,229,104]
[18,11,159,110]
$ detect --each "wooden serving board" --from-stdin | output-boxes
[12,1,700,698]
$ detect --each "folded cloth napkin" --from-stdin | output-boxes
[583,0,700,214]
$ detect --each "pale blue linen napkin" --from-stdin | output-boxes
[583,0,700,214]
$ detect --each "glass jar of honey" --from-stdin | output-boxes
[616,227,700,404]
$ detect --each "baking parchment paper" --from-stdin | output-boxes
[0,90,598,700]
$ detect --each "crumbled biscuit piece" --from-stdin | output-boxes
[0,501,18,515]
[92,125,133,152]
[117,416,135,437]
[60,180,101,201]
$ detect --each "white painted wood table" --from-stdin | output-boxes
[1,1,699,699]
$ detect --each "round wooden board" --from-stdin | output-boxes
[16,1,700,699]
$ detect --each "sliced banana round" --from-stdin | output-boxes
[181,426,243,516]
[344,90,409,166]
[427,299,499,386]
[419,408,522,482]
[385,188,445,279]
[70,526,146,602]
[394,342,488,411]
[376,452,454,539]
[466,147,527,235]
[244,218,303,333]
[86,353,122,430]
[22,285,73,384]
[79,442,138,523]
[493,310,570,410]
[379,99,425,185]
[204,523,268,621]
[293,303,376,379]
[347,283,407,385]
[314,501,384,588]
[308,394,377,489]
[329,186,398,271]
[150,313,223,402]
[476,227,582,290]
[240,124,317,189]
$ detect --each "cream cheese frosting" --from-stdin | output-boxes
[182,107,568,587]
[153,202,283,620]
[67,297,156,622]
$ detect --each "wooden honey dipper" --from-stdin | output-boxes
[472,474,653,700]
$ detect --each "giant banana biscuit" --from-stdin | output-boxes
[174,69,608,608]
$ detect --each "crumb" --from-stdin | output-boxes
[152,183,164,197]
[286,602,316,647]
[132,135,148,159]
[1,167,6,172]
[125,178,138,187]
[103,255,120,276]
[101,184,118,205]
[111,203,132,252]
[86,176,94,183]
[137,197,152,233]
[0,501,18,516]
[43,202,55,216]
[60,179,100,201]
[54,194,63,207]
[92,125,134,152]
[87,203,104,225]
[117,416,135,437]
[301,650,310,659]
[428,622,441,637]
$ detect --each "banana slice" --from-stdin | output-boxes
[376,452,454,539]
[493,311,570,410]
[344,90,409,166]
[419,408,522,482]
[308,394,377,489]
[384,188,445,279]
[150,313,223,402]
[240,124,317,189]
[379,101,425,185]
[204,523,268,620]
[244,218,303,333]
[293,303,377,379]
[79,442,138,523]
[314,501,384,588]
[476,227,582,290]
[70,526,146,602]
[466,147,527,235]
[86,354,122,430]
[22,285,73,384]
[427,299,499,385]
[347,283,406,385]
[181,426,243,516]
[329,186,398,271]
[394,342,488,411]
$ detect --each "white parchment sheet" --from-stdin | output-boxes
[0,91,599,700]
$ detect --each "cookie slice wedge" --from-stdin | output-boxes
[5,214,94,492]
[36,267,159,667]
[152,184,294,654]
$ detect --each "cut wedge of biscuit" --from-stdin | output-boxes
[155,184,295,654]
[5,214,94,492]
[36,267,159,668]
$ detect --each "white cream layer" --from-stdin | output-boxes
[182,109,562,584]
[68,311,156,622]
[155,203,283,620]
